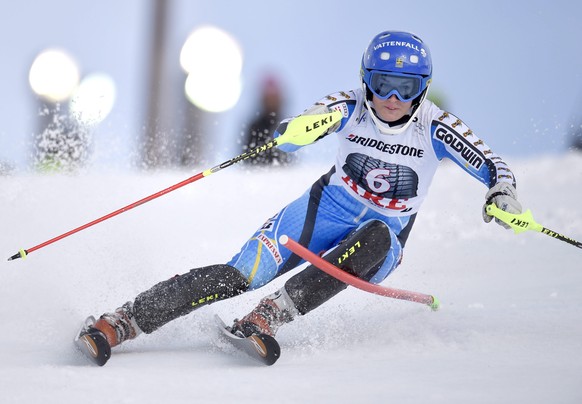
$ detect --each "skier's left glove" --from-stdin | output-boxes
[482,182,522,229]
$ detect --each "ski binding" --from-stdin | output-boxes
[214,314,280,366]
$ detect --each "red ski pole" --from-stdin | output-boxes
[279,235,440,310]
[8,111,342,261]
[8,172,208,261]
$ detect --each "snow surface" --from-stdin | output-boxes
[1,154,581,404]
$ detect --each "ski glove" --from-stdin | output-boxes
[300,104,341,134]
[482,182,522,229]
[275,104,341,152]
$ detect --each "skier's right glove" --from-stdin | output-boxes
[482,182,522,230]
[298,104,341,134]
[274,104,341,152]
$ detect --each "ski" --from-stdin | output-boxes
[73,315,281,366]
[214,314,281,366]
[74,316,111,366]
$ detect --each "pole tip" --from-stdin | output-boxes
[7,249,27,261]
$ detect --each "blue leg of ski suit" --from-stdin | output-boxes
[227,168,417,290]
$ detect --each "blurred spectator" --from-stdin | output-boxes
[240,74,294,166]
[567,92,582,151]
[570,119,582,151]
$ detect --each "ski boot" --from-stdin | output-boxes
[74,302,141,366]
[231,289,297,338]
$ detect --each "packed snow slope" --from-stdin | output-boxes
[1,154,581,404]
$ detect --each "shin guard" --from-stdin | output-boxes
[133,264,248,333]
[284,220,390,315]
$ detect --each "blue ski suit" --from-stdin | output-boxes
[228,88,516,290]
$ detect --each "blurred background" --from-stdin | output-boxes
[1,0,582,173]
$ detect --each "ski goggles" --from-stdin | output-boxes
[363,70,428,102]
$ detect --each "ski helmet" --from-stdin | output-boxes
[360,31,433,134]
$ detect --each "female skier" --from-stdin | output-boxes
[77,31,521,365]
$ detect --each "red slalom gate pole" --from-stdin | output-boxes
[279,235,440,310]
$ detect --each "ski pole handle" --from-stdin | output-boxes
[276,110,342,146]
[486,203,582,249]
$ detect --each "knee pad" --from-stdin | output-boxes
[133,264,248,333]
